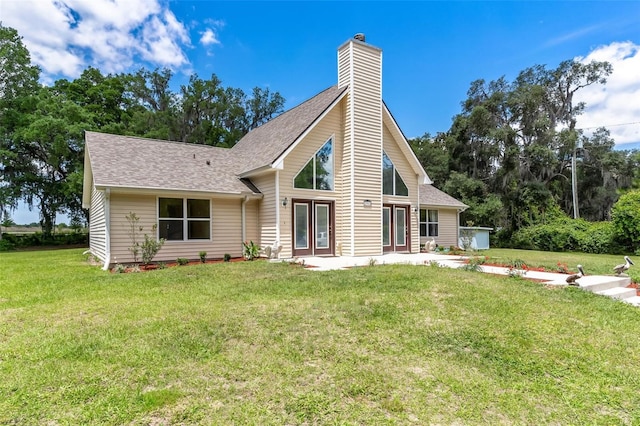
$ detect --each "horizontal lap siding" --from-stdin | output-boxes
[109,193,156,264]
[280,106,343,258]
[437,209,460,247]
[89,187,107,262]
[351,45,382,256]
[338,47,353,256]
[341,88,353,256]
[109,193,244,264]
[383,125,420,252]
[244,200,260,245]
[250,174,276,251]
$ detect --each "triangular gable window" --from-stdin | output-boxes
[382,151,408,196]
[294,138,334,190]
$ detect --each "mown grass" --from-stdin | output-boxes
[2,249,640,424]
[483,248,640,282]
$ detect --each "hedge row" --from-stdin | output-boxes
[0,232,88,251]
[494,219,625,254]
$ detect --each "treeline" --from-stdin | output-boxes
[0,24,285,237]
[409,60,640,247]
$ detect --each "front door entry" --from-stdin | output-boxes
[383,204,410,252]
[293,200,334,256]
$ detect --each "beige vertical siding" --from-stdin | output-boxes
[250,173,277,252]
[88,187,107,262]
[279,103,344,258]
[383,125,420,252]
[337,40,384,256]
[108,192,245,264]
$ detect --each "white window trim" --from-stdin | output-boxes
[383,150,408,197]
[420,208,439,237]
[157,197,212,242]
[293,136,335,192]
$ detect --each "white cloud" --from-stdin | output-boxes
[200,28,220,46]
[574,41,640,146]
[0,0,193,79]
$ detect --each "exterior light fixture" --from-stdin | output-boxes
[282,197,288,207]
[363,199,372,207]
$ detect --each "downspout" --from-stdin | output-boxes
[241,196,248,244]
[102,188,111,271]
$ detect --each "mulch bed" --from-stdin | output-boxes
[113,257,247,273]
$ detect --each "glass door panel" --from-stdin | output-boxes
[383,206,392,252]
[294,203,309,250]
[315,204,329,249]
[395,207,406,247]
[394,206,409,252]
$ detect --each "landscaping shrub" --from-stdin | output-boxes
[509,219,618,254]
[611,190,640,252]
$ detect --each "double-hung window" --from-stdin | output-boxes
[419,209,439,237]
[158,198,211,241]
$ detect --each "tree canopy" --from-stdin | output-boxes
[0,24,285,235]
[410,57,637,233]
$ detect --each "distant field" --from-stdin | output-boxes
[2,226,82,234]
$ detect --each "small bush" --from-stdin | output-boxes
[223,253,231,262]
[141,234,165,265]
[243,240,260,261]
[176,258,189,266]
[199,251,207,263]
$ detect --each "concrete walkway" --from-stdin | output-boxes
[280,252,640,307]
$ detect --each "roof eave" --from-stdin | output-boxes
[93,184,262,199]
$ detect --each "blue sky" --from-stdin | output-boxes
[2,0,640,224]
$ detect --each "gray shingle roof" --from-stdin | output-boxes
[85,131,259,195]
[86,85,348,195]
[419,184,468,209]
[232,85,348,174]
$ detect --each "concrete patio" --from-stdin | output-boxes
[278,252,640,307]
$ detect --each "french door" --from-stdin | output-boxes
[292,200,334,256]
[383,204,410,253]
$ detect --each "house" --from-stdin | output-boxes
[82,34,467,269]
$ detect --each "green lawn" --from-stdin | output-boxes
[2,249,640,424]
[482,248,640,282]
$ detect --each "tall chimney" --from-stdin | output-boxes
[337,36,383,256]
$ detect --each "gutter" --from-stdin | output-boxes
[241,195,248,244]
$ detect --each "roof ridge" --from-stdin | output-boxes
[86,131,231,152]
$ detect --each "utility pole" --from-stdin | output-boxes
[571,147,579,219]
